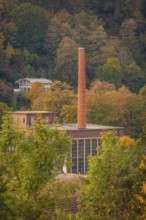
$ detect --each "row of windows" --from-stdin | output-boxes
[69,138,101,174]
[17,116,49,125]
[19,81,30,86]
[19,87,31,92]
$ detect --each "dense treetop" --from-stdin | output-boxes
[0,2,146,218]
[0,0,146,104]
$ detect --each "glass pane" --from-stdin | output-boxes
[92,139,97,156]
[72,140,77,173]
[85,139,90,172]
[78,140,84,174]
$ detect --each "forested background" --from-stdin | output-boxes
[0,0,146,138]
[1,0,146,98]
[0,1,146,219]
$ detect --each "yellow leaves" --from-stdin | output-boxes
[135,182,146,206]
[86,81,132,125]
[106,57,121,74]
[142,182,146,194]
[61,102,77,123]
[27,82,46,110]
[138,156,146,209]
[27,82,42,99]
[0,32,5,50]
[135,194,145,204]
[127,62,142,74]
[119,136,136,149]
[42,81,77,122]
[5,44,15,60]
[140,160,145,170]
[88,80,115,95]
[100,37,120,63]
[0,0,7,10]
[139,85,146,99]
[50,80,72,91]
[139,156,146,170]
[96,25,107,39]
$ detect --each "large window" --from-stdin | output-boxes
[78,140,84,174]
[70,138,101,174]
[72,140,77,174]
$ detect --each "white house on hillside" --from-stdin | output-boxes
[15,78,52,92]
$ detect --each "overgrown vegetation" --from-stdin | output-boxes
[0,114,71,219]
[0,1,146,219]
[1,0,146,107]
[0,117,145,219]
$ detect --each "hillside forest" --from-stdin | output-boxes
[0,0,146,136]
[0,0,146,93]
[0,1,146,219]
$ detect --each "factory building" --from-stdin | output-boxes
[57,48,123,174]
[11,48,124,174]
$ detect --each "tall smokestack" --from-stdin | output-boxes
[77,47,86,129]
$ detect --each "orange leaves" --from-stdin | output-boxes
[43,81,77,122]
[139,156,146,170]
[26,82,46,110]
[86,80,131,126]
[119,136,136,149]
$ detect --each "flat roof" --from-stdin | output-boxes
[52,123,123,131]
[16,78,52,84]
[11,111,54,114]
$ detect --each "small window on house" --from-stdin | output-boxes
[23,118,25,123]
[45,116,49,123]
[30,117,35,126]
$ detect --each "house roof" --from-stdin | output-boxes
[11,111,54,114]
[15,78,52,84]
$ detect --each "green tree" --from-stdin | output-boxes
[43,81,77,123]
[0,0,16,23]
[87,80,145,137]
[54,37,79,86]
[72,11,107,82]
[0,101,10,125]
[78,131,144,220]
[44,15,65,61]
[0,32,5,51]
[123,93,145,138]
[136,154,146,218]
[95,63,122,88]
[13,92,30,110]
[123,62,145,93]
[12,3,49,53]
[0,114,71,219]
[0,80,14,105]
[100,37,120,64]
[3,21,17,46]
[87,80,128,126]
[0,163,16,220]
[120,19,138,52]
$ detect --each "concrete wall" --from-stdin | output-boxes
[11,112,55,129]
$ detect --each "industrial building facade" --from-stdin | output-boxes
[71,137,100,174]
[59,123,123,174]
[11,48,124,175]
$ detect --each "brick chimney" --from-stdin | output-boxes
[77,47,86,129]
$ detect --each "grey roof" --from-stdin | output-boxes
[51,123,124,131]
[16,78,52,84]
[11,111,54,114]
